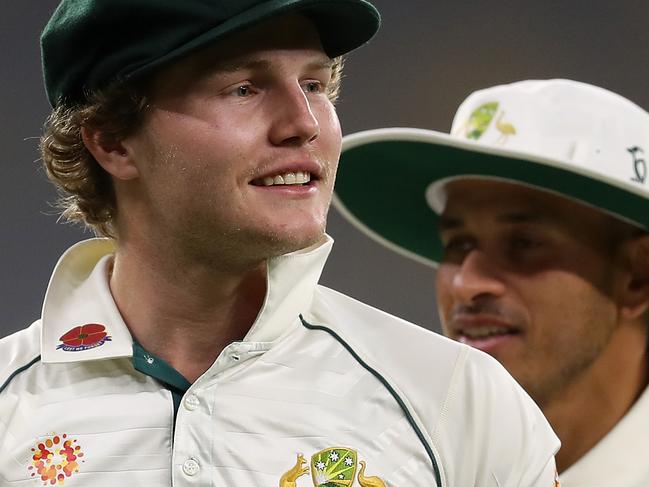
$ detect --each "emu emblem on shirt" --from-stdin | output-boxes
[279,447,387,487]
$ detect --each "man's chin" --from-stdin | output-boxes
[267,230,328,257]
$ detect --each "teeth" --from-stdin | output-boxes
[260,171,311,186]
[462,327,510,339]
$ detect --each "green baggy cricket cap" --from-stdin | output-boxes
[41,0,381,107]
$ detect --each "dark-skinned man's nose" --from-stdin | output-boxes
[451,249,506,305]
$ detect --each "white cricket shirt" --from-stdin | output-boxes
[1,237,559,486]
[560,383,649,486]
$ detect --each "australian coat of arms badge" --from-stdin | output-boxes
[280,447,386,487]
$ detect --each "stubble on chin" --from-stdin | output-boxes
[176,221,327,273]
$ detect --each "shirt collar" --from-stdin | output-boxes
[560,383,649,484]
[40,236,333,364]
[245,235,332,343]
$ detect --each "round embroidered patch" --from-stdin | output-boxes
[27,434,84,485]
[57,324,112,352]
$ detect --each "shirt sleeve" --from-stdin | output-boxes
[523,457,561,487]
[430,346,561,486]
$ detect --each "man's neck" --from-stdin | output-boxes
[108,242,267,383]
[542,324,649,473]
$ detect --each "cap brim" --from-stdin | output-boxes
[126,0,380,82]
[334,127,649,267]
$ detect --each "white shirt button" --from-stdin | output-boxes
[182,458,200,476]
[184,393,200,411]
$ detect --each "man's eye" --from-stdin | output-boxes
[236,85,251,97]
[509,235,540,251]
[303,81,322,94]
[442,237,475,261]
[227,83,254,97]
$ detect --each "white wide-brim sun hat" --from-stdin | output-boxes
[333,79,649,267]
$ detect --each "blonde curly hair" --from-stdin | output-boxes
[40,57,345,239]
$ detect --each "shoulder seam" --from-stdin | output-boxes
[430,345,467,442]
[300,315,443,486]
[0,355,41,395]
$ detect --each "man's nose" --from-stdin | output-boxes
[451,250,506,304]
[269,84,320,146]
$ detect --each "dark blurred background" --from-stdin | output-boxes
[2,0,648,338]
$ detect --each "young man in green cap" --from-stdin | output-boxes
[0,2,559,486]
[335,79,649,486]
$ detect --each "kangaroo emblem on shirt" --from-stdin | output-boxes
[280,447,387,487]
[280,454,310,487]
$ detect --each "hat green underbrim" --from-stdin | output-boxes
[333,128,649,267]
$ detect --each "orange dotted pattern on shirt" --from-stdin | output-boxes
[27,434,84,485]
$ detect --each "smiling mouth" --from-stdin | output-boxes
[251,171,313,187]
[459,326,517,340]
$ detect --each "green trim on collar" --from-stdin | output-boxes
[132,342,191,417]
[0,355,41,395]
[299,315,443,486]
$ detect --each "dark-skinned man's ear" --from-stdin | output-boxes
[619,233,649,321]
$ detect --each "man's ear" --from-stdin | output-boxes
[81,126,139,180]
[619,233,649,321]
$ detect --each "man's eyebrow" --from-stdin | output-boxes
[497,212,550,224]
[212,56,333,74]
[212,57,272,73]
[437,216,463,231]
[437,212,550,230]
[306,58,335,70]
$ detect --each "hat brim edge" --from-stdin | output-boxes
[334,127,649,266]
